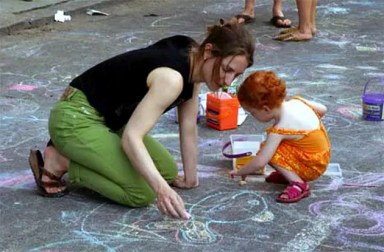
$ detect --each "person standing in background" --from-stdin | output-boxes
[235,0,292,28]
[274,0,317,41]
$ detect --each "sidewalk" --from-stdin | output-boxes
[0,0,120,35]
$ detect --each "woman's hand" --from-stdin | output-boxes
[171,175,199,189]
[156,184,189,219]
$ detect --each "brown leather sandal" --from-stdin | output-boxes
[28,149,68,198]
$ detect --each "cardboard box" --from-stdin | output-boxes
[206,92,239,130]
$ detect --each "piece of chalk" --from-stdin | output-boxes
[184,211,191,220]
[239,180,247,186]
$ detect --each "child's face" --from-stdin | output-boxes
[244,105,274,122]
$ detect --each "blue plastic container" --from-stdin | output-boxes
[362,78,384,121]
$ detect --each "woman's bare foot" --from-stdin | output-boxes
[42,146,70,194]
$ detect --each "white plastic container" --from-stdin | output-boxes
[229,134,265,173]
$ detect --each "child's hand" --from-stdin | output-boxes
[229,170,247,185]
[230,165,256,177]
[229,170,246,179]
[229,170,238,179]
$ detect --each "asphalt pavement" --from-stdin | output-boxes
[1,0,384,251]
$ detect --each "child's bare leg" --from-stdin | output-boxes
[273,165,304,183]
[273,164,309,202]
[43,146,70,193]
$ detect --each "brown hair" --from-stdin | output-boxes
[237,71,286,109]
[197,19,255,83]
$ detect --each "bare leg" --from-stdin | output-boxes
[237,0,255,24]
[295,0,314,40]
[273,164,306,200]
[311,0,317,34]
[272,0,292,27]
[42,146,70,193]
[275,0,314,41]
[274,165,304,183]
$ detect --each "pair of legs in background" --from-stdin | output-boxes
[236,0,292,27]
[30,87,177,207]
[236,0,318,41]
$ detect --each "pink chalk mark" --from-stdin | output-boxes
[8,84,38,91]
[336,106,362,119]
[0,174,33,186]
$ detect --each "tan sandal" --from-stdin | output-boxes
[273,33,311,42]
[278,27,298,35]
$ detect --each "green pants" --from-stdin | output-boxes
[48,87,178,207]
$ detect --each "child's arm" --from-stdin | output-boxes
[302,98,327,118]
[230,133,284,176]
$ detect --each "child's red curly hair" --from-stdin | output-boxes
[237,71,286,109]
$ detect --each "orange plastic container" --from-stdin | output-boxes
[206,92,239,130]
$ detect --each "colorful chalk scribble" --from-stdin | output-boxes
[310,173,384,251]
[336,106,362,119]
[26,191,274,251]
[0,170,34,189]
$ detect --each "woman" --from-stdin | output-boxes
[28,20,255,219]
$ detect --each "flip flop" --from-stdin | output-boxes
[235,14,255,24]
[270,16,291,28]
[28,149,68,198]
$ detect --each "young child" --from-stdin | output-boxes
[229,71,331,203]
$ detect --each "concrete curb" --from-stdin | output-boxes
[0,0,128,36]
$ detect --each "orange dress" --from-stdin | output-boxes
[264,97,331,181]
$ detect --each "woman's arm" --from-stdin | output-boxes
[121,67,186,219]
[230,133,284,176]
[172,83,201,188]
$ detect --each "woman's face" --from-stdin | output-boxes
[203,54,249,91]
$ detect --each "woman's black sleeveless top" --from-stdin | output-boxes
[70,35,196,131]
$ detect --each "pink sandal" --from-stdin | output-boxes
[265,171,289,184]
[276,182,310,203]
